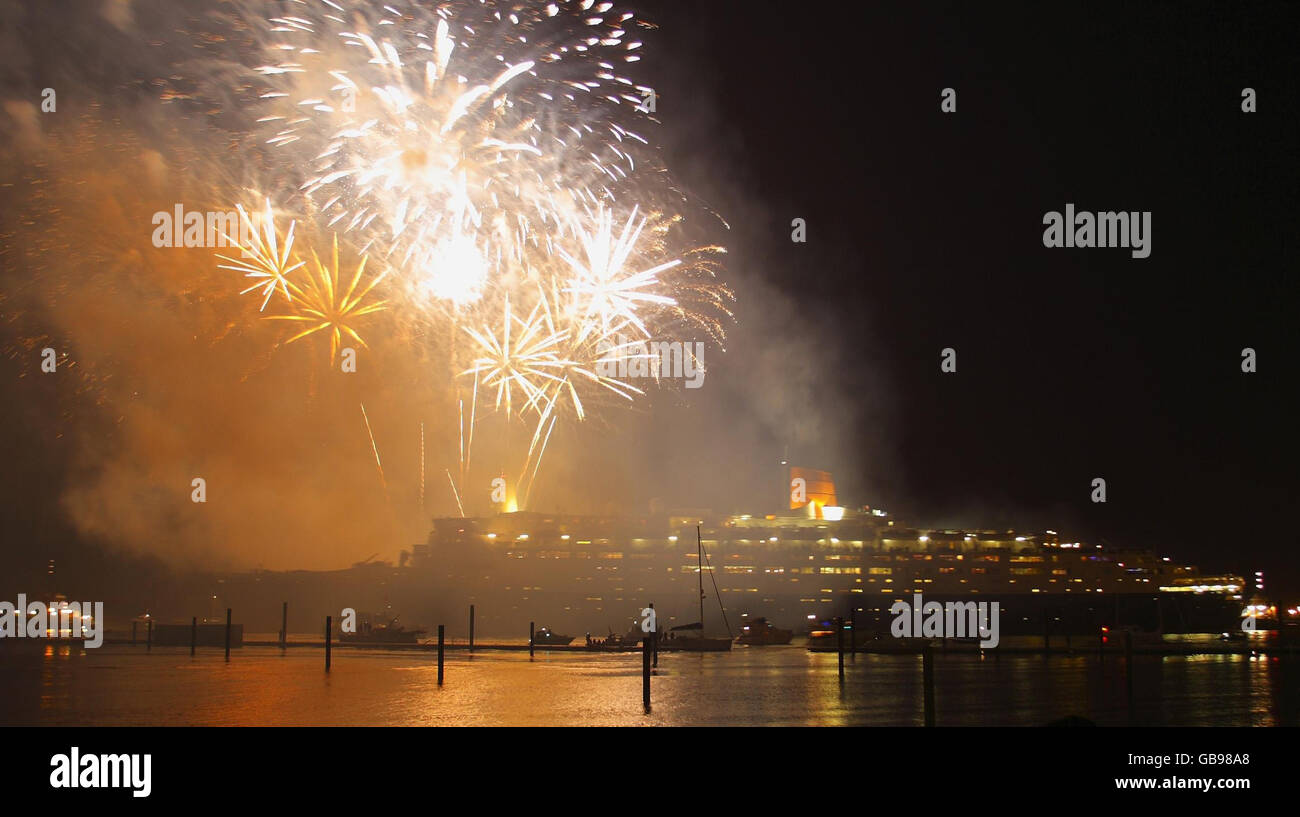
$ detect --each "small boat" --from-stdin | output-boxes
[583,628,642,651]
[736,617,793,646]
[654,622,729,652]
[339,614,425,644]
[533,627,574,646]
[806,617,843,651]
[663,527,733,652]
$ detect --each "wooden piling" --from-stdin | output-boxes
[469,604,475,652]
[146,619,152,652]
[325,615,332,672]
[923,642,936,727]
[529,621,535,658]
[437,624,445,685]
[131,620,137,646]
[836,617,845,681]
[224,608,231,662]
[642,633,651,711]
[650,602,658,668]
[280,602,288,649]
[190,616,197,657]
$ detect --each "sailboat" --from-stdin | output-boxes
[667,526,733,652]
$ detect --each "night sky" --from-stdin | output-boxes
[637,0,1299,593]
[1,1,1296,597]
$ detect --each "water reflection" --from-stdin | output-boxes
[0,641,1292,726]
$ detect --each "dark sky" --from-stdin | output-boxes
[0,1,1296,597]
[635,0,1299,594]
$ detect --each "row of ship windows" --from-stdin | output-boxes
[501,554,1152,579]
[527,575,1150,591]
[719,566,1074,576]
[504,551,1149,567]
[543,564,1108,577]
[518,575,1146,596]
[482,538,1069,551]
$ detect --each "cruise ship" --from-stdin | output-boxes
[409,473,1245,638]
[187,469,1245,640]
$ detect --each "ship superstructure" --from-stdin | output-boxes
[412,506,1244,636]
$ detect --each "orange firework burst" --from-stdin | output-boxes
[266,235,388,364]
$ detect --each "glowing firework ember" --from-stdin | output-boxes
[191,0,732,510]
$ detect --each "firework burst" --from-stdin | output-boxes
[265,234,388,364]
[190,0,732,510]
[244,0,657,317]
[216,200,305,311]
[559,204,679,342]
[461,295,571,418]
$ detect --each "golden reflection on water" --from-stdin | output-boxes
[0,642,1292,726]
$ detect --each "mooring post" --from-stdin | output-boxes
[642,633,652,712]
[146,619,153,652]
[837,617,845,681]
[190,616,197,657]
[280,601,288,650]
[923,642,936,727]
[469,604,475,652]
[529,621,535,658]
[131,620,137,646]
[224,608,231,662]
[325,615,332,672]
[437,624,445,685]
[650,602,658,668]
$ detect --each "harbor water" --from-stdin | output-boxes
[1,635,1294,726]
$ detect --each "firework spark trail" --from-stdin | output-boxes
[445,469,466,518]
[359,402,387,491]
[522,411,557,510]
[465,370,478,476]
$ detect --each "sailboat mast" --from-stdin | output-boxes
[697,525,705,639]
